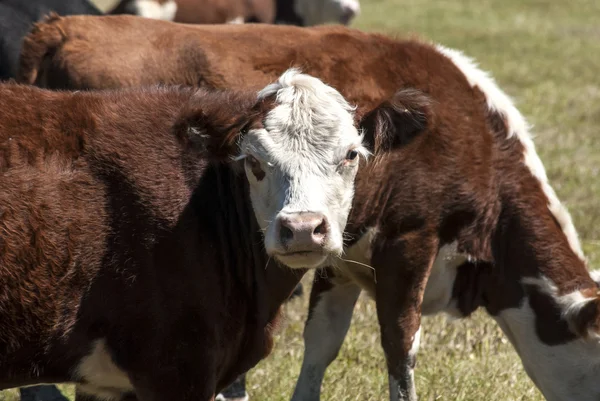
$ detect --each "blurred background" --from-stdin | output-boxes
[3,0,600,400]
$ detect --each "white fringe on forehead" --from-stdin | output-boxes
[258,68,356,115]
[435,44,586,264]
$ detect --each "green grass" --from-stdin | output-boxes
[3,0,600,400]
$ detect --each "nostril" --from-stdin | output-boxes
[280,224,294,243]
[313,220,328,236]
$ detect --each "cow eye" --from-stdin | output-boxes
[246,155,265,180]
[240,122,252,135]
[346,149,359,161]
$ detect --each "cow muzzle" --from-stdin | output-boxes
[272,212,331,268]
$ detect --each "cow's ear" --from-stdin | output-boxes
[360,89,432,154]
[176,90,260,161]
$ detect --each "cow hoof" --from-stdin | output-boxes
[215,393,249,401]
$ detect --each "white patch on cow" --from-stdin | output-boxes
[523,276,600,340]
[435,45,585,265]
[590,269,600,286]
[291,279,361,401]
[215,393,249,401]
[226,16,245,24]
[244,69,366,269]
[133,0,177,21]
[422,242,469,316]
[408,326,421,359]
[75,339,133,400]
[495,302,600,401]
[294,0,361,26]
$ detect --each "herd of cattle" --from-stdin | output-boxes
[1,1,600,401]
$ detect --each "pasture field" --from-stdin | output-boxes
[3,0,600,400]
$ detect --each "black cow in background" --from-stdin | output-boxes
[0,0,101,80]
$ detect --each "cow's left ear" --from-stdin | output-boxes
[175,90,260,161]
[359,88,433,155]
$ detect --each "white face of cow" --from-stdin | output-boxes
[238,69,366,269]
[294,0,360,25]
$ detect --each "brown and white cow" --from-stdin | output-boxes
[18,16,600,401]
[108,0,359,25]
[0,69,378,401]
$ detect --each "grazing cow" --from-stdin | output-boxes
[18,16,600,401]
[0,0,100,81]
[108,0,359,25]
[0,69,373,401]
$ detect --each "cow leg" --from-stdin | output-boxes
[373,232,437,401]
[291,267,361,401]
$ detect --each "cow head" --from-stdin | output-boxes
[293,0,360,26]
[180,69,366,269]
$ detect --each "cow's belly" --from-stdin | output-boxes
[340,229,468,316]
[421,242,469,316]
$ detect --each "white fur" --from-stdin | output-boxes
[408,326,421,359]
[421,242,469,316]
[291,279,361,401]
[75,339,133,400]
[495,303,600,401]
[215,393,249,401]
[226,16,245,24]
[590,269,600,285]
[435,45,586,265]
[133,0,178,21]
[245,69,366,269]
[294,0,361,26]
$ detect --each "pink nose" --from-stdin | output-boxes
[277,212,329,250]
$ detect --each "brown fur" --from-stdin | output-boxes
[16,15,600,397]
[0,82,305,399]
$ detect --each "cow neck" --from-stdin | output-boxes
[474,117,598,345]
[207,163,304,386]
[483,191,587,305]
[211,164,305,323]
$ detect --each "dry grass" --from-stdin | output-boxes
[2,0,600,400]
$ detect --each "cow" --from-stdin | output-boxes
[17,16,600,401]
[108,0,360,26]
[0,69,382,401]
[0,0,101,81]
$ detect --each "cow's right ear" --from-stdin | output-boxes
[359,88,433,155]
[175,90,260,161]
